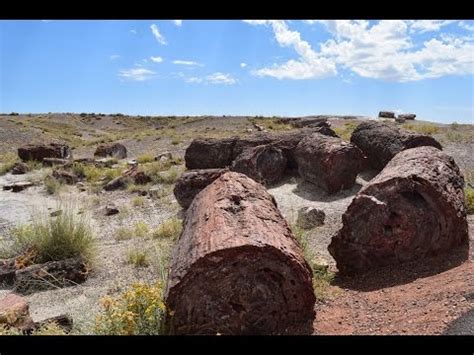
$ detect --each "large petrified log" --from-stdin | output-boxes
[328,146,469,275]
[173,168,229,209]
[295,133,365,193]
[94,143,127,159]
[18,143,72,162]
[231,145,287,185]
[184,127,337,170]
[165,172,315,335]
[350,121,442,171]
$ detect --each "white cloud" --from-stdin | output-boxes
[206,72,237,85]
[150,56,163,63]
[150,24,167,45]
[118,68,156,81]
[247,20,474,83]
[130,29,137,34]
[172,60,201,66]
[459,21,474,32]
[185,77,203,83]
[240,62,247,68]
[173,20,183,26]
[110,54,120,61]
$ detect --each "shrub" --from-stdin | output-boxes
[0,322,67,335]
[0,152,19,175]
[126,249,149,268]
[132,196,146,207]
[72,162,86,178]
[152,218,182,240]
[44,175,62,195]
[465,187,474,215]
[115,227,133,241]
[153,167,179,185]
[1,202,95,264]
[94,281,166,335]
[103,168,121,183]
[134,221,149,238]
[137,152,155,164]
[403,123,439,135]
[83,165,103,183]
[171,138,181,145]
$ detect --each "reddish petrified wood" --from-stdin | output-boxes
[18,143,72,162]
[184,127,337,170]
[295,133,365,193]
[350,121,442,171]
[329,146,469,275]
[231,145,287,185]
[173,168,229,209]
[165,172,315,335]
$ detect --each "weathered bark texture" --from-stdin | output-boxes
[295,133,365,193]
[165,172,315,335]
[18,143,72,162]
[184,127,337,170]
[328,146,469,275]
[378,111,395,118]
[173,168,229,209]
[231,145,287,185]
[350,121,442,171]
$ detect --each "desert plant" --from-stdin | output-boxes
[132,196,146,207]
[0,322,67,336]
[153,167,179,185]
[94,281,167,335]
[152,218,182,240]
[43,175,62,195]
[134,221,150,238]
[403,123,439,135]
[1,202,95,264]
[115,227,133,241]
[137,152,155,164]
[0,152,19,175]
[465,187,474,215]
[126,249,149,268]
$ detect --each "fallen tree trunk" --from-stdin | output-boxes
[165,172,315,335]
[295,133,365,193]
[328,146,469,275]
[173,168,229,209]
[184,127,337,170]
[350,121,442,171]
[18,143,72,162]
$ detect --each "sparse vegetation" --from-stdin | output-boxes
[126,249,149,268]
[0,321,67,336]
[43,174,62,195]
[465,187,474,215]
[132,196,146,207]
[0,202,95,264]
[115,227,133,241]
[94,281,166,335]
[333,121,359,141]
[134,221,150,238]
[0,152,19,175]
[152,218,182,239]
[403,123,439,135]
[137,152,155,164]
[153,167,180,185]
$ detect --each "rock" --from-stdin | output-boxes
[328,146,469,275]
[296,207,325,229]
[127,159,138,167]
[103,176,129,191]
[18,143,72,162]
[94,143,127,159]
[165,172,315,335]
[0,293,34,330]
[104,204,119,216]
[131,171,151,185]
[231,145,287,185]
[253,123,265,131]
[378,111,395,118]
[246,128,253,133]
[50,210,62,217]
[14,257,90,293]
[395,116,406,124]
[185,127,337,170]
[2,181,34,192]
[155,152,172,161]
[42,157,70,167]
[173,168,229,209]
[11,162,29,175]
[399,113,416,120]
[52,169,77,185]
[295,133,364,193]
[350,121,443,172]
[76,182,87,192]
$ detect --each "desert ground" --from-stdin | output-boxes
[0,112,472,335]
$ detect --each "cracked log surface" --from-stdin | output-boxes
[165,172,315,335]
[350,121,442,171]
[329,146,469,275]
[295,133,365,194]
[184,127,337,170]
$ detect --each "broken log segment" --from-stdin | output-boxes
[165,172,315,335]
[184,127,337,170]
[294,133,365,194]
[173,168,229,209]
[350,121,442,171]
[328,146,469,275]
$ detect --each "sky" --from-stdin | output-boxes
[1,20,473,123]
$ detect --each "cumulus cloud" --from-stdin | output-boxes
[173,20,183,26]
[240,62,247,68]
[206,72,237,85]
[185,77,203,83]
[110,54,120,61]
[172,60,201,66]
[246,20,474,82]
[130,29,137,34]
[459,21,474,32]
[150,56,163,63]
[118,68,156,81]
[150,24,167,45]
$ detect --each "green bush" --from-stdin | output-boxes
[465,187,474,215]
[44,175,62,195]
[126,249,149,268]
[0,152,19,175]
[152,218,182,240]
[137,152,155,164]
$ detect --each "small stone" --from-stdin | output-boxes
[50,210,62,217]
[104,204,119,216]
[296,207,325,230]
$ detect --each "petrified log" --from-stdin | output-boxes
[94,143,127,159]
[295,133,365,193]
[14,257,90,293]
[2,181,34,192]
[185,127,337,170]
[399,113,416,120]
[52,169,77,185]
[18,143,72,162]
[378,111,395,118]
[165,172,315,335]
[350,121,442,171]
[231,145,287,185]
[32,314,73,333]
[11,162,29,175]
[173,168,228,209]
[328,146,469,275]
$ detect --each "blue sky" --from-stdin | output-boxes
[1,20,473,123]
